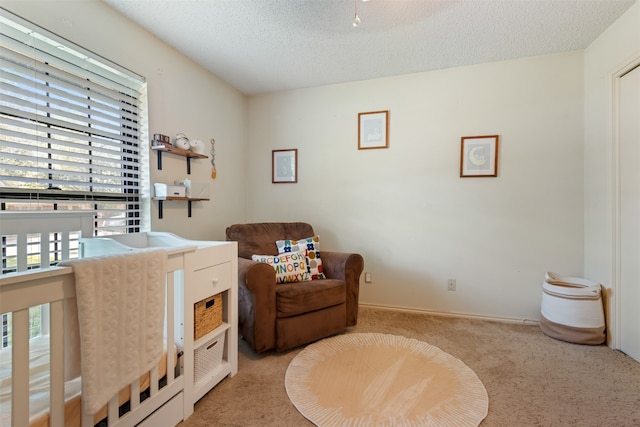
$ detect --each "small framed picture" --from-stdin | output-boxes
[272,149,297,183]
[358,110,389,149]
[460,135,499,177]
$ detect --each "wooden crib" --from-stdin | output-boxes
[0,212,185,427]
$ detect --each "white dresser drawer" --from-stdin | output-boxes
[190,261,231,302]
[188,242,236,271]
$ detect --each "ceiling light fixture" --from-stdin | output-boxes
[352,0,371,27]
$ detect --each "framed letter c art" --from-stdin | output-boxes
[460,135,499,177]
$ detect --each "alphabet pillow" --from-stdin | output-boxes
[276,235,326,280]
[252,250,311,284]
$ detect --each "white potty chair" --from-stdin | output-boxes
[540,272,606,345]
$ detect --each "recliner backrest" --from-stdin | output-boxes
[225,222,314,259]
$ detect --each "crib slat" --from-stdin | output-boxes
[17,233,27,272]
[81,409,93,427]
[11,308,30,427]
[166,273,176,384]
[150,366,159,396]
[107,394,119,425]
[49,300,65,427]
[130,378,141,410]
[40,230,50,270]
[61,230,70,261]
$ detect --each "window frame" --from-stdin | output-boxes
[0,8,150,236]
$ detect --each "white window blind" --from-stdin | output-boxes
[0,9,149,235]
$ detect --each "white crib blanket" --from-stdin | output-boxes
[61,249,167,414]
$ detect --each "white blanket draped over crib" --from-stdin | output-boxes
[61,249,167,415]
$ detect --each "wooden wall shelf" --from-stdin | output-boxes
[151,141,210,218]
[152,145,207,174]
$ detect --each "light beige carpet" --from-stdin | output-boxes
[285,333,488,426]
[179,306,640,426]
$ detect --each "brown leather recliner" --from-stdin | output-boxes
[225,222,364,353]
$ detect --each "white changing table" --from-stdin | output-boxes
[81,232,238,420]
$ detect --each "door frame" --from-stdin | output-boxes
[611,53,640,350]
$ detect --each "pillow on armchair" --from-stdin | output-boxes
[276,235,326,280]
[251,251,311,284]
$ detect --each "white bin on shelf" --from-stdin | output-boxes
[540,272,606,345]
[194,331,225,383]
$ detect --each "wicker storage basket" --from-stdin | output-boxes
[194,331,225,383]
[194,293,223,340]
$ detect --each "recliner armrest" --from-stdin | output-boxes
[321,251,362,280]
[321,251,364,326]
[237,257,277,353]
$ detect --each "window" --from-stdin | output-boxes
[0,9,150,236]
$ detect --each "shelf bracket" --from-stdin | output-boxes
[155,199,202,219]
[156,149,192,174]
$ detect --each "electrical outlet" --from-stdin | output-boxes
[447,279,456,291]
[365,272,372,283]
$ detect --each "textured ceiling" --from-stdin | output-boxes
[103,0,637,95]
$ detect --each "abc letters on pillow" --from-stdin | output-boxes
[251,251,311,284]
[276,235,326,280]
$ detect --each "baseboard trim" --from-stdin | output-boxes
[358,303,540,326]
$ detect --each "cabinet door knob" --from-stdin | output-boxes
[211,278,219,285]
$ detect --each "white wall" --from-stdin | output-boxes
[248,52,584,321]
[9,0,636,323]
[584,1,640,339]
[2,0,248,241]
